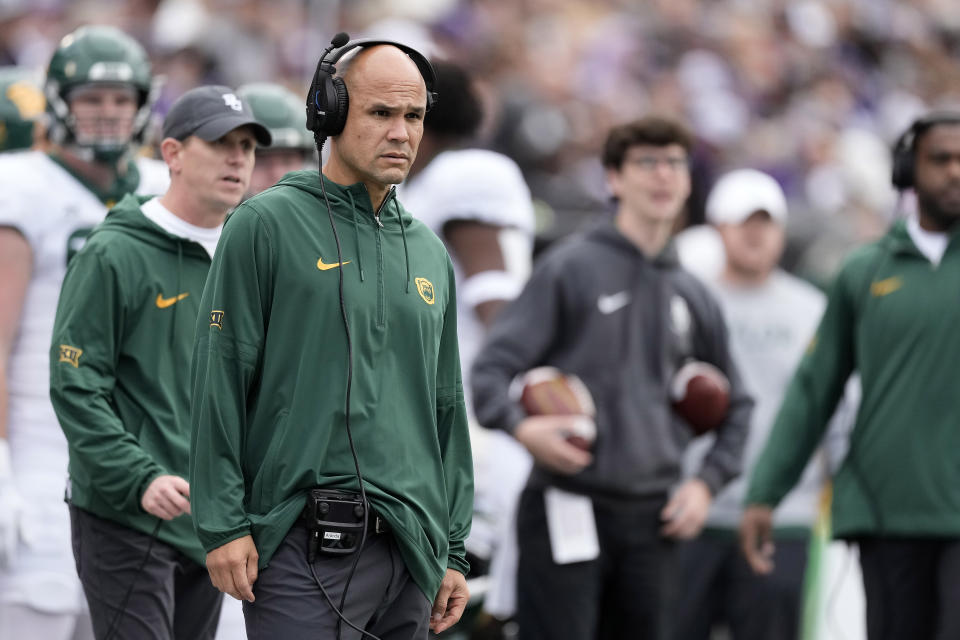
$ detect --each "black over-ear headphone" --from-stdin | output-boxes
[306,32,438,139]
[891,111,960,190]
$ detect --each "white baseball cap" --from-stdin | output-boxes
[705,169,788,226]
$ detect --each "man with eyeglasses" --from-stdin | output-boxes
[472,116,751,640]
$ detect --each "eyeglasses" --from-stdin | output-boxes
[623,155,690,172]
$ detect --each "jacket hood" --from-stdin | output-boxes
[583,217,681,268]
[95,193,208,258]
[274,169,414,229]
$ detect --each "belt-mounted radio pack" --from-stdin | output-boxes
[305,488,367,561]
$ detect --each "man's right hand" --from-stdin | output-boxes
[740,504,775,574]
[206,535,259,602]
[141,474,191,520]
[513,415,593,475]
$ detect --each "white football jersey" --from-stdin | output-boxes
[399,149,536,401]
[0,150,168,611]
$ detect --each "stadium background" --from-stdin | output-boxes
[6,0,960,638]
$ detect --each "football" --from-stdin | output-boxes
[670,360,730,436]
[513,367,597,450]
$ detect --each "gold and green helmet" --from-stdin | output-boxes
[44,25,154,159]
[237,83,313,152]
[0,67,44,152]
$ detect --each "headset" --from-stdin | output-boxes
[891,111,960,190]
[306,32,437,139]
[303,32,436,640]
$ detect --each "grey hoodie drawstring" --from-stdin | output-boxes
[347,191,365,281]
[396,199,411,293]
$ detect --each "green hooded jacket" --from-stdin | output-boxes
[189,170,473,600]
[49,193,211,564]
[747,220,960,538]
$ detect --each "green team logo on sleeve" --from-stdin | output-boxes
[66,226,95,264]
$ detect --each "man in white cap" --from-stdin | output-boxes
[676,169,833,640]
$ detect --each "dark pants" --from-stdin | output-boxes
[69,505,221,640]
[858,537,960,640]
[673,533,809,640]
[243,523,431,640]
[515,487,678,640]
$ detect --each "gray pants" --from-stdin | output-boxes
[70,505,222,640]
[243,523,431,640]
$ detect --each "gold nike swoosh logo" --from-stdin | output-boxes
[317,257,351,271]
[156,292,190,309]
[870,276,902,297]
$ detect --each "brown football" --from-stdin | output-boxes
[513,367,597,450]
[670,361,730,436]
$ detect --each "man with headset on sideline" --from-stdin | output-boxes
[742,111,960,640]
[189,36,472,639]
[48,85,270,639]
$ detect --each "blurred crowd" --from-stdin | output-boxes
[3,0,959,276]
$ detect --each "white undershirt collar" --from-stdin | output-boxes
[906,213,949,266]
[141,197,222,258]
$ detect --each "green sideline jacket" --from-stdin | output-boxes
[189,170,473,600]
[49,194,210,564]
[747,220,960,538]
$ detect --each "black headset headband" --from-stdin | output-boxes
[325,38,438,103]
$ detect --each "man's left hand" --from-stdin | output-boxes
[430,568,469,634]
[660,478,712,539]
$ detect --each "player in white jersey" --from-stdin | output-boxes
[0,26,168,640]
[397,59,535,629]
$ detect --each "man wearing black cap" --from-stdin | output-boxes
[48,85,270,640]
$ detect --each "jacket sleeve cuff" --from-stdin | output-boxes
[133,467,166,513]
[446,540,470,578]
[696,466,725,497]
[502,403,528,435]
[199,526,253,555]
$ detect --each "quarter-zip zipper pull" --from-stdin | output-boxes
[373,186,395,228]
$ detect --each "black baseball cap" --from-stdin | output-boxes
[162,85,272,146]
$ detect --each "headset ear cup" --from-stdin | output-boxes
[895,153,913,190]
[327,76,349,136]
[891,131,914,190]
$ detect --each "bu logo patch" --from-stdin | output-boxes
[210,310,225,329]
[415,277,435,305]
[59,344,82,368]
[222,93,243,112]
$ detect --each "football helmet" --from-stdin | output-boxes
[44,25,154,160]
[237,83,313,152]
